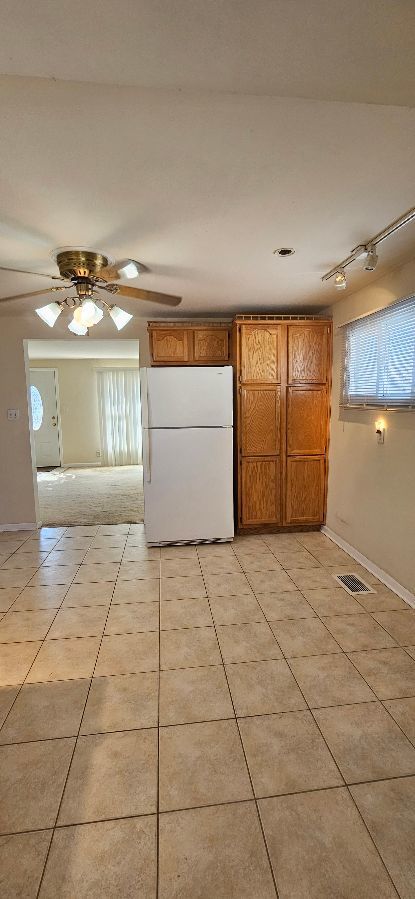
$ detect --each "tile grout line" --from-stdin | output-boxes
[281,647,402,897]
[34,527,123,899]
[0,529,78,737]
[343,646,415,751]
[0,525,71,895]
[271,568,404,898]
[239,534,402,895]
[196,543,281,899]
[31,523,136,892]
[3,769,415,841]
[5,693,415,749]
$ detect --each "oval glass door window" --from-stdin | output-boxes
[30,385,44,431]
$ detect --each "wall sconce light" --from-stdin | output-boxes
[375,419,385,444]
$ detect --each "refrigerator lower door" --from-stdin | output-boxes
[143,427,234,544]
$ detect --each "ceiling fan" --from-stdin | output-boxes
[0,248,182,335]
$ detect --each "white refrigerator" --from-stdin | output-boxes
[141,366,234,544]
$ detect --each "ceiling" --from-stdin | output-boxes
[27,339,139,359]
[2,1,415,106]
[1,2,415,319]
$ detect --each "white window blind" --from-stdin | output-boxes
[342,296,415,408]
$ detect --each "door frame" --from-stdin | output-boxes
[28,367,63,469]
[23,336,141,529]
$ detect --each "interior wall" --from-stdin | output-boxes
[0,315,149,526]
[327,257,415,594]
[29,357,139,466]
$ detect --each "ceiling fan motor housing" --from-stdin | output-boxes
[56,249,109,280]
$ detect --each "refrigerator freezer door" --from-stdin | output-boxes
[143,427,234,543]
[141,366,233,428]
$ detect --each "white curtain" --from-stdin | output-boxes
[97,369,142,466]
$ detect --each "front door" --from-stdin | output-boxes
[29,368,61,467]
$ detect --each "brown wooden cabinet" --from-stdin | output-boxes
[288,323,329,383]
[234,317,332,532]
[148,322,230,365]
[241,458,282,526]
[240,325,281,383]
[285,456,326,525]
[193,328,229,362]
[286,387,327,455]
[150,328,191,364]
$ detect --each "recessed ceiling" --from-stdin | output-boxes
[27,339,139,360]
[0,3,415,318]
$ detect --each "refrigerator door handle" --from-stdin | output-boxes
[143,429,151,483]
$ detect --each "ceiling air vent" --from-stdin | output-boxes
[333,573,375,595]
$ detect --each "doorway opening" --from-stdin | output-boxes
[27,339,143,526]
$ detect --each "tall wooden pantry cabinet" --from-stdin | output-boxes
[232,316,332,531]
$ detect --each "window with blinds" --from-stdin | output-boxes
[341,296,415,408]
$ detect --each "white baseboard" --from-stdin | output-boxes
[321,525,415,609]
[0,523,37,532]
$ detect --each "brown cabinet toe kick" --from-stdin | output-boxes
[234,318,332,533]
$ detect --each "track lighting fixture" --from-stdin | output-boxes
[333,269,347,290]
[364,245,378,272]
[322,205,415,288]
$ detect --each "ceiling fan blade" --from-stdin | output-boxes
[0,265,64,280]
[0,286,68,303]
[105,284,182,307]
[98,265,118,282]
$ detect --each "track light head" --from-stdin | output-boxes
[364,245,378,272]
[333,269,347,290]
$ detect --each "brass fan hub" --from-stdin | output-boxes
[56,249,109,280]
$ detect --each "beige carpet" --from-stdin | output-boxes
[37,465,144,526]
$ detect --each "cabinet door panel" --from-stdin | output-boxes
[241,326,281,383]
[285,457,325,524]
[151,329,190,363]
[241,459,281,525]
[287,387,327,455]
[288,325,328,384]
[241,387,280,456]
[193,328,229,362]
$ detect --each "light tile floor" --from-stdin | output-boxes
[0,525,415,897]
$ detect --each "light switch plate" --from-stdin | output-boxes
[7,409,20,420]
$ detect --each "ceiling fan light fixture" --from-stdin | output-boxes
[74,299,100,328]
[116,259,141,280]
[333,268,347,290]
[35,302,62,327]
[90,304,104,325]
[68,318,88,336]
[109,305,133,330]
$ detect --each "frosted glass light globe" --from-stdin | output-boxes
[74,300,98,327]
